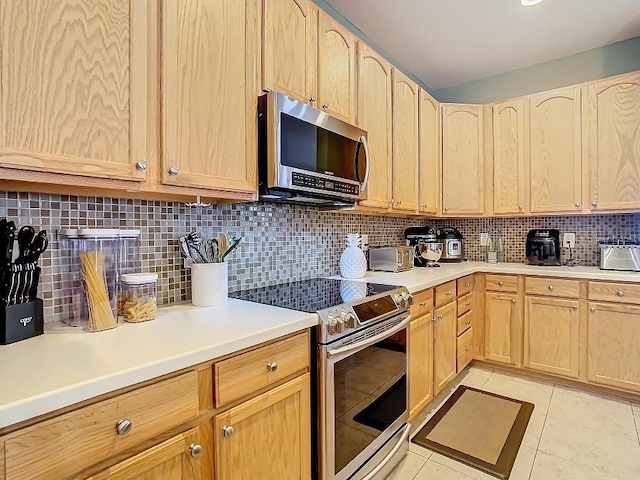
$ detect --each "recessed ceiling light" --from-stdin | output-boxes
[520,0,544,6]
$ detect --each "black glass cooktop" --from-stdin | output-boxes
[229,278,399,313]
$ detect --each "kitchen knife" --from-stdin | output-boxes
[2,221,16,265]
[25,231,48,263]
[16,225,35,263]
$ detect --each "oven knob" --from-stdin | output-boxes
[401,292,413,308]
[335,318,346,333]
[327,314,338,334]
[393,294,403,306]
[346,313,358,329]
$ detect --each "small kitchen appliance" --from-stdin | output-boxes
[438,227,464,263]
[404,227,443,267]
[369,246,413,272]
[526,229,561,266]
[599,239,640,272]
[230,278,412,480]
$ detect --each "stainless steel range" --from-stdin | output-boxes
[230,278,412,480]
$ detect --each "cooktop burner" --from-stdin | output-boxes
[229,278,398,313]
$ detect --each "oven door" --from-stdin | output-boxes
[319,314,410,480]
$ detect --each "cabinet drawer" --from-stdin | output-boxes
[435,281,457,307]
[457,275,474,297]
[457,327,474,372]
[589,281,640,305]
[215,332,309,407]
[485,274,518,293]
[5,372,199,480]
[525,277,580,298]
[410,288,434,318]
[457,310,473,336]
[457,292,474,317]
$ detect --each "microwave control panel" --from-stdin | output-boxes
[292,172,359,195]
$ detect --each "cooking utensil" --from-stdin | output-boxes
[218,234,229,260]
[221,236,242,261]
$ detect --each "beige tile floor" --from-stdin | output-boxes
[387,366,640,480]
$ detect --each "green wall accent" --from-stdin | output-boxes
[434,37,640,104]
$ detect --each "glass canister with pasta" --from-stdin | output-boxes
[120,273,158,323]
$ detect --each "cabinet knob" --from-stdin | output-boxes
[420,301,427,308]
[437,314,443,321]
[189,444,202,458]
[446,291,452,296]
[498,281,504,286]
[322,102,329,109]
[168,166,180,176]
[592,201,598,208]
[518,205,523,211]
[464,283,471,288]
[116,419,132,436]
[511,298,516,304]
[135,161,147,171]
[389,199,394,207]
[617,290,625,297]
[222,425,235,438]
[572,305,578,310]
[590,306,596,313]
[465,320,471,326]
[266,362,278,372]
[444,207,449,212]
[465,347,471,353]
[309,95,316,103]
[575,202,581,209]
[548,285,554,291]
[465,302,471,307]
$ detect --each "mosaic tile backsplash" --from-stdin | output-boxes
[1,190,639,323]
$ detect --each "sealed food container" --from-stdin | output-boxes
[78,229,120,332]
[120,273,158,322]
[59,229,86,326]
[119,229,141,276]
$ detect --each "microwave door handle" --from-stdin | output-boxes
[358,136,371,192]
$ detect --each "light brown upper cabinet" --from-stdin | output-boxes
[441,104,484,216]
[492,99,526,215]
[527,86,582,214]
[357,45,392,209]
[419,90,441,215]
[262,0,317,104]
[391,70,419,212]
[317,12,357,123]
[161,0,258,193]
[583,72,640,212]
[0,0,150,182]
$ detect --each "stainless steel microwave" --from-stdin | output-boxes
[258,92,370,208]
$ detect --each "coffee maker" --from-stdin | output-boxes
[526,229,561,266]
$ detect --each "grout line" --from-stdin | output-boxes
[632,403,640,448]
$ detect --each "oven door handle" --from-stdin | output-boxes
[326,315,410,361]
[361,423,411,480]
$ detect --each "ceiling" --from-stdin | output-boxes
[323,0,640,90]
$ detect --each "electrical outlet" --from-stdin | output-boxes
[563,232,576,248]
[361,234,369,251]
[480,232,490,246]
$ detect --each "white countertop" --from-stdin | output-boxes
[330,261,640,293]
[0,300,317,429]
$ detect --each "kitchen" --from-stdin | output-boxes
[1,0,640,479]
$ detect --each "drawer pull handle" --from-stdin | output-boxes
[617,290,625,297]
[548,285,554,291]
[465,320,471,326]
[498,281,504,286]
[189,444,202,458]
[267,362,278,372]
[465,302,471,307]
[511,298,516,304]
[590,306,596,313]
[465,347,471,353]
[420,301,427,308]
[464,282,471,288]
[116,419,132,436]
[222,425,235,438]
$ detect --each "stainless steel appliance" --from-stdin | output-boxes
[526,229,561,266]
[229,278,412,480]
[405,227,443,267]
[600,240,640,272]
[369,246,413,272]
[258,92,370,208]
[438,227,464,262]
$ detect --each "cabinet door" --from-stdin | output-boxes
[419,89,440,214]
[528,87,582,214]
[524,297,579,378]
[392,69,419,212]
[485,292,518,365]
[87,428,202,480]
[409,314,433,419]
[584,72,640,212]
[434,301,457,396]
[161,0,258,192]
[0,0,149,182]
[588,303,640,393]
[442,104,484,215]
[317,12,356,123]
[493,99,525,215]
[215,374,311,480]
[357,44,392,209]
[262,0,317,104]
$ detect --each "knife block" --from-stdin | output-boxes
[1,298,44,345]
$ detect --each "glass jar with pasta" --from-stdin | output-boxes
[119,273,158,323]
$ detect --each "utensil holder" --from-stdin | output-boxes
[1,298,44,345]
[191,263,228,307]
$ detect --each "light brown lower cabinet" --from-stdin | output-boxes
[484,292,519,365]
[588,302,640,393]
[87,427,203,480]
[409,314,433,419]
[524,296,579,378]
[434,301,457,396]
[215,374,311,480]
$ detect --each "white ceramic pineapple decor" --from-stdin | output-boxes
[340,233,367,279]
